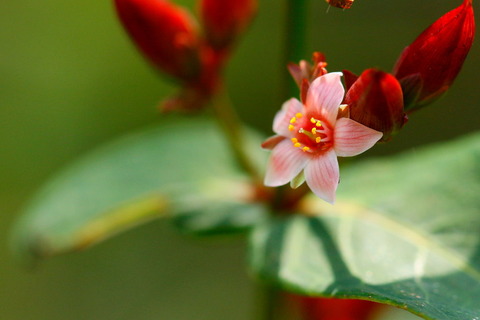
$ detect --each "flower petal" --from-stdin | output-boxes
[334,118,383,157]
[304,150,339,204]
[306,72,344,125]
[264,139,309,187]
[273,98,303,136]
[261,135,285,150]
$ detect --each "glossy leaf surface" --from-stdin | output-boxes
[12,118,266,259]
[250,132,480,320]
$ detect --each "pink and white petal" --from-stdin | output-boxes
[306,72,344,125]
[334,118,383,157]
[261,135,285,150]
[273,98,304,136]
[304,150,339,204]
[264,139,309,187]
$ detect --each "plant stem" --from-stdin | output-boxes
[285,0,309,98]
[211,88,262,185]
[257,284,280,320]
[273,0,311,210]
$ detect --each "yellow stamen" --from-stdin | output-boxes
[311,128,317,135]
[290,117,296,124]
[288,125,294,131]
[316,137,321,143]
[316,121,322,127]
[302,147,310,152]
[291,138,298,143]
[296,113,303,118]
[310,117,316,124]
[294,143,302,148]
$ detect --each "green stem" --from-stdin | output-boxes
[211,89,262,185]
[273,0,311,210]
[285,0,310,98]
[257,284,280,320]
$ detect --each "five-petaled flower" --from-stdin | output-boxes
[262,72,382,204]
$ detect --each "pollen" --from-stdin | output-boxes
[316,121,322,127]
[310,117,316,124]
[302,147,310,152]
[290,117,297,124]
[311,128,317,135]
[288,125,295,131]
[291,138,298,143]
[316,137,321,143]
[294,143,302,148]
[295,113,303,118]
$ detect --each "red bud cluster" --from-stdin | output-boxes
[114,0,257,111]
[291,0,474,141]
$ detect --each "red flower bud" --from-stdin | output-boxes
[345,69,406,141]
[200,0,257,50]
[393,0,475,111]
[114,0,201,81]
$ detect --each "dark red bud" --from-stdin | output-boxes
[114,0,201,81]
[200,0,257,50]
[345,69,406,141]
[393,0,475,111]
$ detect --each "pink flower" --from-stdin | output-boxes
[262,72,382,204]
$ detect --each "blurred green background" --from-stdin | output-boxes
[0,0,478,319]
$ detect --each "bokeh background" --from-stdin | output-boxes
[0,0,478,319]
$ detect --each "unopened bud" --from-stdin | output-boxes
[393,0,475,111]
[114,0,201,81]
[200,0,257,50]
[345,69,406,141]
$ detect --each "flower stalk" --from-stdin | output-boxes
[211,88,262,185]
[285,0,309,98]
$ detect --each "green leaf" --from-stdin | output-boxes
[11,117,267,259]
[250,132,480,320]
[173,202,268,236]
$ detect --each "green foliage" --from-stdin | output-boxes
[250,132,480,319]
[11,118,266,259]
[11,114,480,319]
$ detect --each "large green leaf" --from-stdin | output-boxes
[250,132,480,320]
[11,117,267,259]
